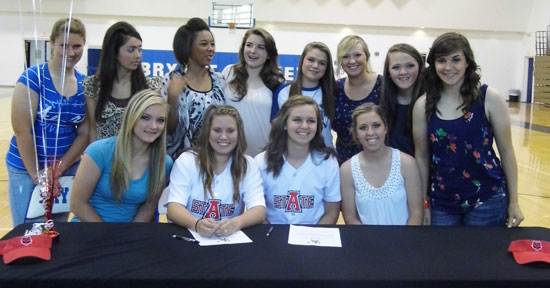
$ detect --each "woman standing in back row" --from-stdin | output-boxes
[6,18,88,226]
[162,17,225,159]
[413,32,523,227]
[333,35,382,163]
[379,43,424,157]
[272,42,337,148]
[84,21,162,142]
[222,27,284,157]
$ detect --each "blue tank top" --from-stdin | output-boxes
[427,85,506,214]
[333,75,381,163]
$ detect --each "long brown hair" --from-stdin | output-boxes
[229,28,284,100]
[95,21,148,123]
[192,105,248,203]
[289,42,336,122]
[265,96,336,177]
[379,43,424,137]
[424,32,481,121]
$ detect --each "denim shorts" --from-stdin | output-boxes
[430,193,508,227]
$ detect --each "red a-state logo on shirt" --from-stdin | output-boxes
[273,190,314,213]
[191,199,236,220]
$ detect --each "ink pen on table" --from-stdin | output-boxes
[172,234,200,243]
[266,226,274,237]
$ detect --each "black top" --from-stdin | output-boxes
[388,103,414,156]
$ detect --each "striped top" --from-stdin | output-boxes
[6,63,86,170]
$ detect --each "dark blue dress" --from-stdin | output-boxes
[427,85,507,214]
[388,104,414,156]
[333,75,382,163]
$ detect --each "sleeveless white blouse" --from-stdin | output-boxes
[352,148,409,225]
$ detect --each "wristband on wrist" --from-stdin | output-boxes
[423,199,430,209]
[194,218,203,232]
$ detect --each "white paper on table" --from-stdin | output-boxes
[188,229,253,246]
[287,225,342,247]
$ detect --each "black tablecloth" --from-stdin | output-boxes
[0,223,549,287]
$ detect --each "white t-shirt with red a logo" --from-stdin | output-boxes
[167,152,266,220]
[255,151,341,224]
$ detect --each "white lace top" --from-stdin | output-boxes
[351,148,409,225]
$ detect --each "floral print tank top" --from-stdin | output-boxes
[428,85,506,214]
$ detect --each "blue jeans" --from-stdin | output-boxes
[7,162,79,227]
[431,193,508,227]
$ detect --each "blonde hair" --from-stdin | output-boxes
[50,17,86,43]
[337,35,372,73]
[111,89,168,203]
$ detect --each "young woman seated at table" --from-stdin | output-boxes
[70,89,172,222]
[166,105,265,238]
[340,103,423,225]
[255,96,341,224]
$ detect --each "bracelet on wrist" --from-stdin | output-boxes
[194,218,204,232]
[423,199,430,209]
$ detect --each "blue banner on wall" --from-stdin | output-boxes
[87,48,301,81]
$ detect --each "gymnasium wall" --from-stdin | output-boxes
[1,0,549,102]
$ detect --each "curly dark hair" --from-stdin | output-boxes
[424,32,481,121]
[172,18,212,67]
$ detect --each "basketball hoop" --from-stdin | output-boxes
[210,1,254,29]
[228,22,236,34]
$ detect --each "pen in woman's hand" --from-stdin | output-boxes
[172,234,200,243]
